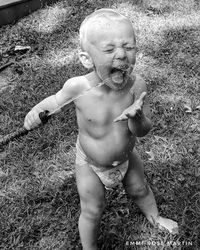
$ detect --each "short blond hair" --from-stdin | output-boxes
[79,9,131,51]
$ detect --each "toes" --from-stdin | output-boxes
[155,217,179,235]
[171,226,179,234]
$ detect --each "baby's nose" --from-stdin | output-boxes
[115,48,126,60]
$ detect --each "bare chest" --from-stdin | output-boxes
[76,90,134,125]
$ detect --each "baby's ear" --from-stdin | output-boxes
[79,51,94,69]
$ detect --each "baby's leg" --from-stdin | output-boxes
[75,163,106,250]
[123,149,178,234]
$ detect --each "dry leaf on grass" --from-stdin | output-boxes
[14,45,31,51]
[183,104,192,113]
[145,150,155,161]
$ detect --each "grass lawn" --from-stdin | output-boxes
[0,0,200,249]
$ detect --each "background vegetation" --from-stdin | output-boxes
[0,0,199,249]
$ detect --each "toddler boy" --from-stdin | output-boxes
[24,9,178,250]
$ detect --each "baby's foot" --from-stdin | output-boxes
[149,216,179,234]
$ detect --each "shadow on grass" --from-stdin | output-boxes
[147,26,200,79]
[144,25,200,135]
[0,175,81,249]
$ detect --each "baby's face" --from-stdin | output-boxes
[87,19,136,90]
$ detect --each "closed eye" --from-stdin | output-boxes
[104,48,114,53]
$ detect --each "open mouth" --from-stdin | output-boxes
[110,65,130,84]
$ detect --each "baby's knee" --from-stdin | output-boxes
[81,200,106,220]
[126,182,149,199]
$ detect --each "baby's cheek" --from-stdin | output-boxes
[96,67,108,80]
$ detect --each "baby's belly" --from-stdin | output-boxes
[78,128,135,166]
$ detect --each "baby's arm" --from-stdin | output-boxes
[114,76,152,137]
[127,94,152,137]
[24,77,82,130]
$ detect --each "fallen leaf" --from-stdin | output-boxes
[183,104,192,113]
[14,45,31,51]
[146,150,155,161]
[178,174,185,181]
[117,208,130,216]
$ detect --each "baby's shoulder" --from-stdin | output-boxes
[62,75,89,94]
[65,75,88,87]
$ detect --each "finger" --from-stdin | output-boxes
[24,121,31,130]
[24,115,30,130]
[126,108,137,118]
[26,114,40,129]
[138,92,147,103]
[114,117,128,122]
[33,112,41,125]
[25,119,33,130]
[114,114,128,122]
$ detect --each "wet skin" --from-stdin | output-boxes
[76,19,138,166]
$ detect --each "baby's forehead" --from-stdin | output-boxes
[85,18,134,41]
[89,19,134,42]
[79,10,134,50]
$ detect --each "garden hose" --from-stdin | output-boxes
[0,111,50,146]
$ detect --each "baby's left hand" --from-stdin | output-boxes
[114,92,146,122]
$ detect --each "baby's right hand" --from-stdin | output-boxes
[24,107,44,130]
